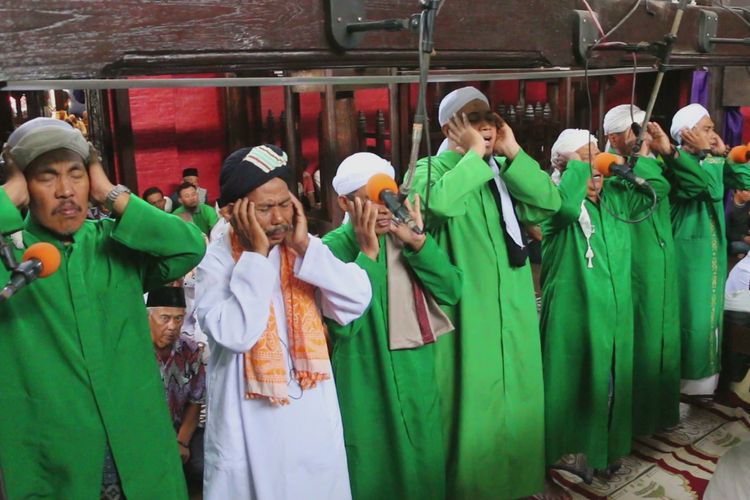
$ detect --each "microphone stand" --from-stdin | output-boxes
[399,0,441,202]
[592,0,689,169]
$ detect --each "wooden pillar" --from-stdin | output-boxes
[547,80,560,123]
[111,90,138,193]
[283,86,302,192]
[85,89,116,180]
[597,76,607,145]
[246,87,263,146]
[25,91,45,119]
[224,87,250,152]
[388,81,401,167]
[397,83,412,179]
[562,77,573,129]
[0,93,13,143]
[320,86,358,228]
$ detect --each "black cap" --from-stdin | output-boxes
[146,286,186,308]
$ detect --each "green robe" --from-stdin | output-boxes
[322,225,462,500]
[629,156,681,436]
[0,190,206,499]
[173,202,218,236]
[667,151,750,379]
[541,158,669,468]
[407,149,561,499]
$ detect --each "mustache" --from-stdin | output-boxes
[265,224,293,236]
[51,201,82,215]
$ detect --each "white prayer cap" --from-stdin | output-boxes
[550,129,597,168]
[438,86,489,126]
[332,152,396,196]
[603,104,646,135]
[7,117,89,171]
[670,103,710,144]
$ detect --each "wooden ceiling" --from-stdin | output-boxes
[2,1,750,84]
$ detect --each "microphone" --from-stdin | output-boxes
[729,145,750,164]
[593,152,650,189]
[366,173,423,235]
[0,242,61,302]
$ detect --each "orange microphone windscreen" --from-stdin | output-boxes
[366,173,399,203]
[592,152,622,177]
[22,242,61,278]
[729,145,749,164]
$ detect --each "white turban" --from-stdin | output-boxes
[603,104,646,135]
[550,129,597,169]
[332,152,396,196]
[7,117,89,171]
[438,86,489,126]
[670,103,709,144]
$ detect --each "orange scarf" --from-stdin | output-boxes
[230,231,331,405]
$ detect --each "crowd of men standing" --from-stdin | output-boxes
[0,85,748,500]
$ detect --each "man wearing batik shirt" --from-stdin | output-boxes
[148,286,206,485]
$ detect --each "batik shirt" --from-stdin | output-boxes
[157,334,206,429]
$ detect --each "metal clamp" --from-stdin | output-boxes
[699,9,750,53]
[325,0,418,50]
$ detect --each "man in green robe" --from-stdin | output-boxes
[541,129,669,472]
[0,118,206,499]
[406,86,561,499]
[173,181,218,237]
[322,152,462,500]
[667,103,750,395]
[603,105,692,436]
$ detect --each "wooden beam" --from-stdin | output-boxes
[3,1,750,81]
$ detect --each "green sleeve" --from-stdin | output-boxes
[324,252,384,341]
[408,150,495,228]
[664,150,711,201]
[0,188,24,236]
[633,156,670,201]
[624,156,672,218]
[724,157,750,190]
[110,196,207,291]
[403,234,462,306]
[543,161,589,235]
[498,149,561,225]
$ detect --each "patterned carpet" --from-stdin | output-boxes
[549,400,750,499]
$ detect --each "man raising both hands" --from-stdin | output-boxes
[406,87,561,499]
[195,144,371,500]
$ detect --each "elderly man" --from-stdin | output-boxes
[603,104,688,436]
[195,144,371,500]
[668,103,750,396]
[323,152,462,500]
[0,117,206,498]
[147,286,206,486]
[542,129,669,476]
[173,182,218,237]
[406,86,561,499]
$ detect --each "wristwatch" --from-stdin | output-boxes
[105,184,131,212]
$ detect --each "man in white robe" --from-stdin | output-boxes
[195,144,371,500]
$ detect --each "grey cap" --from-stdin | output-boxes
[7,117,89,170]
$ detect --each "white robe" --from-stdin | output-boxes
[195,234,371,500]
